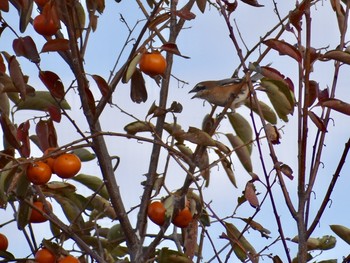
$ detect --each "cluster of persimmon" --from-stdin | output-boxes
[35,247,79,263]
[27,148,81,185]
[147,199,193,229]
[139,51,167,76]
[33,0,60,37]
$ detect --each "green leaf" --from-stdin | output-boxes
[225,222,259,262]
[215,149,237,188]
[245,99,277,124]
[227,112,252,153]
[15,91,71,111]
[0,161,17,206]
[89,195,116,219]
[226,134,253,173]
[292,235,336,250]
[261,79,294,122]
[330,224,350,245]
[124,121,154,135]
[71,148,96,162]
[107,224,125,244]
[72,174,109,200]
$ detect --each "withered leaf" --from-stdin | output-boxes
[148,12,171,30]
[263,39,302,62]
[308,111,327,132]
[322,50,350,65]
[41,39,70,53]
[240,0,264,7]
[130,69,147,103]
[9,56,27,100]
[180,127,216,146]
[321,98,350,115]
[244,181,259,208]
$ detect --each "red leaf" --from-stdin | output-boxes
[35,119,58,151]
[263,39,302,62]
[0,0,9,12]
[17,120,30,157]
[47,105,62,123]
[91,74,109,97]
[41,39,70,53]
[9,56,27,99]
[39,71,65,99]
[13,36,40,64]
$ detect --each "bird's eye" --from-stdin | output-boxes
[194,84,206,91]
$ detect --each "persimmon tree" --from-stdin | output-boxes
[0,0,350,262]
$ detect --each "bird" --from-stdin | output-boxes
[189,78,250,111]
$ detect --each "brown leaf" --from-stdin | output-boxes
[321,98,350,115]
[288,0,309,31]
[244,182,259,208]
[280,163,294,180]
[84,86,96,115]
[322,50,350,65]
[161,42,190,58]
[196,0,206,13]
[226,0,238,13]
[265,123,281,144]
[263,39,302,62]
[39,71,65,99]
[13,36,40,63]
[9,56,27,99]
[174,9,196,20]
[318,87,329,103]
[0,0,9,12]
[41,39,70,53]
[308,111,327,132]
[91,74,109,97]
[184,219,198,259]
[0,114,21,150]
[19,0,33,33]
[0,54,6,73]
[89,13,99,32]
[330,0,346,33]
[148,12,171,30]
[180,127,216,146]
[306,80,318,107]
[130,69,147,103]
[240,0,264,7]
